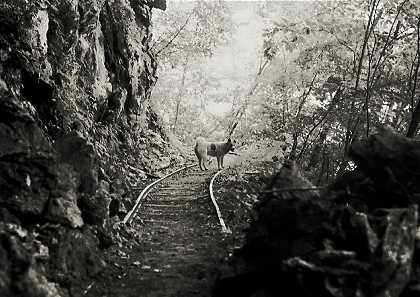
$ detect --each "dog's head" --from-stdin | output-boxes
[227,138,236,152]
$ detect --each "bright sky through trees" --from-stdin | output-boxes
[152,1,266,116]
[203,2,265,114]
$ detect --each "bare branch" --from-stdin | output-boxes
[297,87,343,161]
[155,12,194,56]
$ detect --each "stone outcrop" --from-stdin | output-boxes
[0,0,165,295]
[349,129,420,208]
[0,0,161,136]
[43,225,106,295]
[214,131,420,297]
[55,132,99,194]
[0,87,83,227]
[0,224,62,297]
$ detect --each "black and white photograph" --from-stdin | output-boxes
[1,0,420,296]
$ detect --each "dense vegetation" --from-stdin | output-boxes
[152,0,420,184]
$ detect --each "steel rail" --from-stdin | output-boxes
[123,164,197,224]
[208,168,231,233]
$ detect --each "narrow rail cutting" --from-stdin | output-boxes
[123,164,230,233]
[123,164,196,224]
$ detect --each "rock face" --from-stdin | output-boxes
[0,0,164,295]
[349,130,420,208]
[55,132,99,194]
[0,88,83,228]
[44,226,107,294]
[0,0,160,136]
[214,131,420,297]
[0,222,62,297]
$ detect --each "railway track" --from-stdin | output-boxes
[99,164,235,297]
[123,164,230,233]
[87,162,242,297]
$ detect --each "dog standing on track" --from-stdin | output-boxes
[194,137,235,170]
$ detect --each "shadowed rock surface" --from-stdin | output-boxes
[0,0,167,295]
[214,131,420,297]
[0,88,83,227]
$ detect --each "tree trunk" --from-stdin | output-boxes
[316,150,329,186]
[354,0,379,90]
[306,128,328,170]
[297,88,342,161]
[407,99,420,138]
[406,16,420,138]
[343,0,380,148]
[172,60,188,131]
[289,133,298,160]
[228,55,270,136]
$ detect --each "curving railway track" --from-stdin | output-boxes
[91,164,235,297]
[123,164,230,233]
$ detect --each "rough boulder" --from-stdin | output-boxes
[214,130,420,297]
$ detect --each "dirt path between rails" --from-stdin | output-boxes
[86,166,239,297]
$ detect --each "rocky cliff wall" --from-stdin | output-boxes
[0,1,167,296]
[0,0,164,136]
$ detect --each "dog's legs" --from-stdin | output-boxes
[198,157,204,170]
[217,157,221,170]
[203,155,208,170]
[221,156,224,168]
